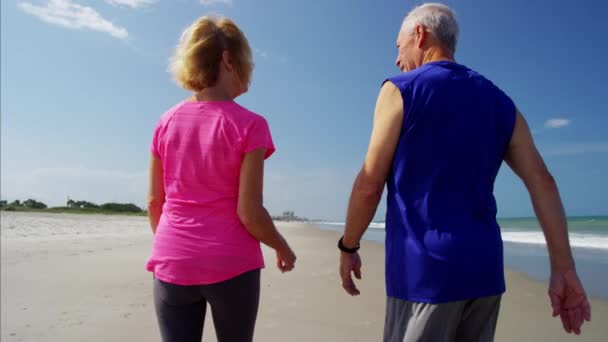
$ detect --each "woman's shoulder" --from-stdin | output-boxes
[226,102,267,125]
[156,101,188,126]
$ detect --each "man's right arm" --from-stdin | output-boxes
[504,109,591,334]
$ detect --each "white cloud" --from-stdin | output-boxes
[18,0,128,39]
[200,0,233,6]
[544,118,571,129]
[254,48,269,60]
[105,0,157,9]
[544,143,608,157]
[253,47,287,64]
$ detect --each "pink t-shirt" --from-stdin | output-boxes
[146,101,275,285]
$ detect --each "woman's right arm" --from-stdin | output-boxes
[237,148,296,272]
[147,154,166,234]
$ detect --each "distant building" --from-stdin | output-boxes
[272,210,308,222]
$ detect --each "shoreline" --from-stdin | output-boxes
[312,220,608,300]
[1,210,603,297]
[303,221,608,303]
[1,212,607,341]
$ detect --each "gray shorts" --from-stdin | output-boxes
[383,295,501,342]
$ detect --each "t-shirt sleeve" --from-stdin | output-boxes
[150,120,162,158]
[243,116,275,159]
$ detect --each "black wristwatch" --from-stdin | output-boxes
[338,236,360,253]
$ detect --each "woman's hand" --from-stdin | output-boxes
[275,242,296,273]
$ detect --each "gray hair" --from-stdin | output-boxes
[400,3,459,53]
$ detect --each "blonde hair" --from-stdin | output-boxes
[170,16,253,92]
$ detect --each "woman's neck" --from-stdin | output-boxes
[191,86,234,102]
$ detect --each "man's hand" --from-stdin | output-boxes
[340,251,362,296]
[549,268,591,334]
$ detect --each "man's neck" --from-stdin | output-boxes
[421,48,455,65]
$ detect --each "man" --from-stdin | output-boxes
[338,3,591,341]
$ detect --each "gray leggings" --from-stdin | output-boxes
[153,269,261,342]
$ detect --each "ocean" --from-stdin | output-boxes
[314,217,608,299]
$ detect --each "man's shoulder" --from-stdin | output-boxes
[386,62,461,92]
[386,66,433,87]
[386,64,512,102]
[458,66,508,93]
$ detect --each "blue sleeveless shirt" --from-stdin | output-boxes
[385,61,516,303]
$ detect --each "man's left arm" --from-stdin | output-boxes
[340,81,404,295]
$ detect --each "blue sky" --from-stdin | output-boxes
[2,0,607,220]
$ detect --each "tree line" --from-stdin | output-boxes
[0,198,144,214]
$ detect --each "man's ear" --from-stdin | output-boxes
[415,24,427,49]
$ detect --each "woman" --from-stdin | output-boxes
[146,16,296,342]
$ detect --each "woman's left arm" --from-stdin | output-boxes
[147,154,165,234]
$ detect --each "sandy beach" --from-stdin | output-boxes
[1,211,606,341]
